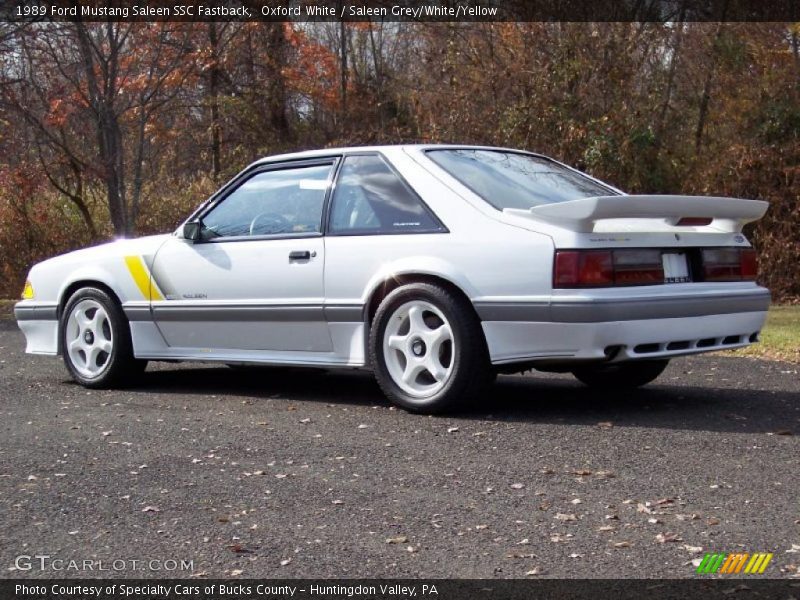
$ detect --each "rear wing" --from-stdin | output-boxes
[504,195,768,233]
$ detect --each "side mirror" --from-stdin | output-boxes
[183,219,203,242]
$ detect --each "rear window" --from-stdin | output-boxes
[426,149,617,210]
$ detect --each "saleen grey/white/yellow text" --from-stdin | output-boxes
[15,145,771,412]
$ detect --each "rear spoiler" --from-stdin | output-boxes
[503,195,768,233]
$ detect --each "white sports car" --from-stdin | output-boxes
[15,145,770,412]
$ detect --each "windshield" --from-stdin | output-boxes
[426,149,618,210]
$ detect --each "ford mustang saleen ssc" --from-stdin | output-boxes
[15,145,770,412]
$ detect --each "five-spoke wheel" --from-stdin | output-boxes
[65,299,114,379]
[383,300,455,398]
[61,287,146,388]
[370,282,492,413]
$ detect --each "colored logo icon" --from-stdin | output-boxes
[696,552,773,574]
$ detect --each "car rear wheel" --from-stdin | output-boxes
[61,287,146,388]
[571,359,669,389]
[370,283,491,413]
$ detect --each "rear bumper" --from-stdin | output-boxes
[478,287,770,365]
[474,287,770,323]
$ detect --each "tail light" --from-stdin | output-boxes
[612,250,663,285]
[554,251,613,287]
[554,250,664,288]
[702,248,758,282]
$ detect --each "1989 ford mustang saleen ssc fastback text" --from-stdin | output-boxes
[15,145,771,412]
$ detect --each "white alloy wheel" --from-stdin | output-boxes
[65,299,114,379]
[382,300,455,398]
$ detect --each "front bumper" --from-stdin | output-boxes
[14,302,59,355]
[477,287,770,365]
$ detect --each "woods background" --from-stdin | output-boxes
[0,21,798,300]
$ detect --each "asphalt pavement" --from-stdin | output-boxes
[1,321,798,579]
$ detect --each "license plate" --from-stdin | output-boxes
[662,253,690,283]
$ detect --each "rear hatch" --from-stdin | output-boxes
[502,194,768,289]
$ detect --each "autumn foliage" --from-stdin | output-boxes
[0,21,798,299]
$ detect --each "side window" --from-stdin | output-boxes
[329,155,443,235]
[202,163,333,238]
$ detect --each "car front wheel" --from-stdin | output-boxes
[571,359,669,390]
[61,287,146,388]
[369,283,491,413]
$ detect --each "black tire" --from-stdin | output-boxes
[369,283,492,413]
[60,287,146,388]
[571,359,669,390]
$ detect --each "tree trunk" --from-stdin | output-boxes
[339,13,348,128]
[208,22,222,180]
[265,23,290,139]
[74,22,128,236]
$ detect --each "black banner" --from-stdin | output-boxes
[2,579,799,600]
[2,0,800,23]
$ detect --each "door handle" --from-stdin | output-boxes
[289,250,312,261]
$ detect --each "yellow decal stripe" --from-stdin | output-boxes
[124,256,164,301]
[743,554,760,573]
[757,553,773,574]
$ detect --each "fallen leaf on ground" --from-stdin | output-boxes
[656,532,683,543]
[386,536,408,544]
[555,513,577,522]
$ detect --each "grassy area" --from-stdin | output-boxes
[0,299,15,320]
[732,305,800,363]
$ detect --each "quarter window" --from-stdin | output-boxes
[202,163,333,238]
[329,155,443,235]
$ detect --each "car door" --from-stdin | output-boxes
[149,159,337,353]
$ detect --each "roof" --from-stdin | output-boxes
[249,144,535,166]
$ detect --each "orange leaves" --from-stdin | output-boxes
[283,24,340,110]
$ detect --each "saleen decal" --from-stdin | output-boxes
[124,256,164,301]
